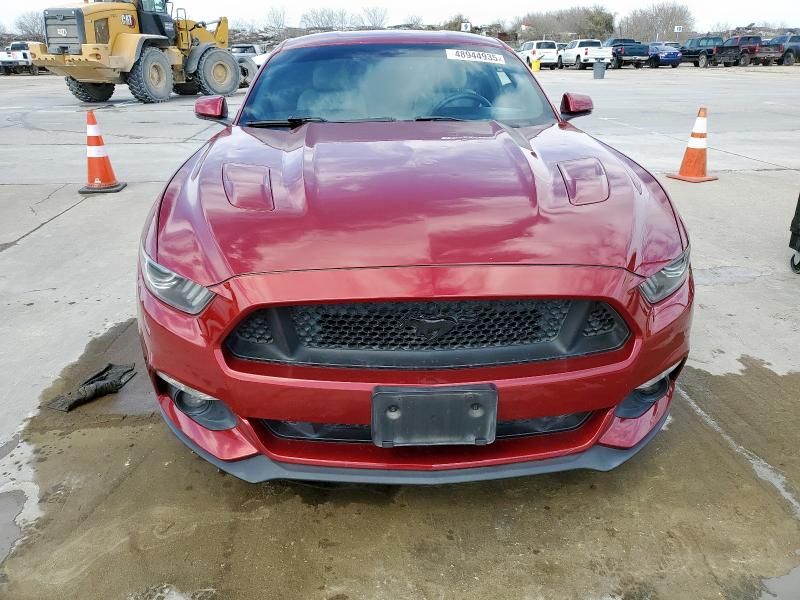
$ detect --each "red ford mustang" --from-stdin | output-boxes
[138,31,693,484]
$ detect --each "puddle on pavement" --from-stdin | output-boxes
[0,322,799,599]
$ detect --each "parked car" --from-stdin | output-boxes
[230,43,265,60]
[766,34,800,66]
[228,44,263,87]
[663,42,681,49]
[559,39,613,69]
[647,44,682,68]
[716,35,782,66]
[139,30,693,485]
[517,40,559,69]
[603,38,650,69]
[679,36,724,68]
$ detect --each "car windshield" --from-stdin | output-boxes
[239,43,556,128]
[536,42,556,49]
[580,41,601,47]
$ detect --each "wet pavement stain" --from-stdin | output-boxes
[0,324,799,599]
[0,491,24,563]
[679,359,800,502]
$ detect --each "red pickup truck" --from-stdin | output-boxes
[716,35,782,66]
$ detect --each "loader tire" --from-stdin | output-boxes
[127,47,173,103]
[173,79,201,95]
[65,77,115,102]
[237,57,258,88]
[197,48,239,96]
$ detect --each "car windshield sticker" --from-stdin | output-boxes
[446,49,506,64]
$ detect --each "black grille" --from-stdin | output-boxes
[235,313,274,345]
[290,300,571,351]
[226,299,629,370]
[263,412,592,443]
[582,304,618,337]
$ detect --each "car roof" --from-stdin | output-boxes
[282,30,507,50]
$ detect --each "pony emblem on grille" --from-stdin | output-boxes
[403,316,462,342]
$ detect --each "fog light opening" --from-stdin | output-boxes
[615,361,683,420]
[635,361,683,394]
[156,372,237,431]
[175,391,214,416]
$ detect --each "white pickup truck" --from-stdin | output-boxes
[517,40,560,69]
[558,39,613,70]
[0,42,39,75]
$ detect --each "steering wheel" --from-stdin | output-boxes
[432,91,492,113]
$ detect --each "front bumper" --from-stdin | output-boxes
[139,264,692,483]
[160,396,673,484]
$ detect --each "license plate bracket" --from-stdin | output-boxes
[371,384,498,448]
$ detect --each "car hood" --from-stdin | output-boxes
[156,121,683,286]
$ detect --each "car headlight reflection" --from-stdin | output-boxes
[140,249,215,314]
[639,248,690,304]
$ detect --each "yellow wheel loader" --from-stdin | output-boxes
[28,0,245,103]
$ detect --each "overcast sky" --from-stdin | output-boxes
[1,0,796,33]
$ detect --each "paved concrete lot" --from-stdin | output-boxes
[0,66,799,599]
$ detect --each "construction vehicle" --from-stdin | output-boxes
[27,0,242,103]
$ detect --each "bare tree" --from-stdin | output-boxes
[514,6,614,41]
[362,6,388,28]
[406,15,424,29]
[708,21,731,34]
[265,7,287,31]
[618,2,695,42]
[442,14,471,32]
[333,9,358,30]
[0,21,7,36]
[300,8,339,30]
[14,11,46,42]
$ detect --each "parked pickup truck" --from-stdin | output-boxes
[603,38,650,69]
[517,40,559,69]
[559,39,613,69]
[679,36,724,68]
[716,35,782,66]
[766,34,800,66]
[0,42,39,75]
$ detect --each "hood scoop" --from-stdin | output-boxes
[557,157,610,206]
[222,163,274,211]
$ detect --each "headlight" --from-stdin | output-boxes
[140,249,215,314]
[639,248,690,303]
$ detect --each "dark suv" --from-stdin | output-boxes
[679,36,723,67]
[766,34,800,66]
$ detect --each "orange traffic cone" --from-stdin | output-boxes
[79,111,126,194]
[667,107,718,183]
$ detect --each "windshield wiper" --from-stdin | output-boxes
[331,117,397,123]
[413,116,467,122]
[244,116,327,128]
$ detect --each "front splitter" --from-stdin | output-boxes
[159,406,671,485]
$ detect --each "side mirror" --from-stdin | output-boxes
[195,95,231,124]
[560,92,593,121]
